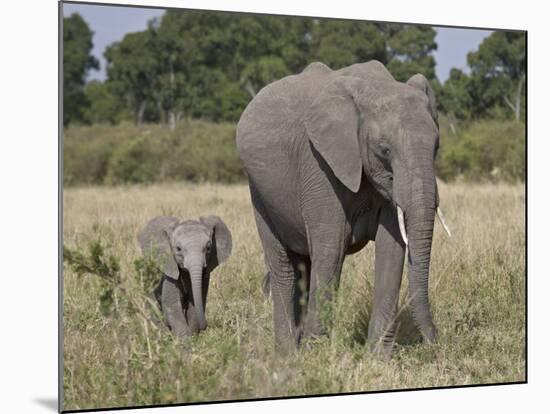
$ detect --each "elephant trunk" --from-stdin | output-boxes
[402,154,438,343]
[186,256,207,332]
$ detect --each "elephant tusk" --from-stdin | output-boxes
[397,206,408,246]
[437,207,452,238]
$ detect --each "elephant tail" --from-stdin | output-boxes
[262,271,271,300]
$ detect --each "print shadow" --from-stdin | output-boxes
[34,397,58,412]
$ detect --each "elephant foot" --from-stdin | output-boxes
[300,320,329,351]
[302,314,329,339]
[274,337,299,356]
[420,323,437,344]
[368,338,395,361]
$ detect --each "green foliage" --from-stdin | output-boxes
[98,11,437,125]
[385,25,437,81]
[309,20,386,69]
[63,119,244,186]
[467,31,526,121]
[63,123,127,186]
[66,9,525,131]
[63,11,526,187]
[439,31,526,122]
[63,236,165,319]
[63,13,99,126]
[64,238,121,316]
[63,238,121,283]
[64,116,524,186]
[437,117,525,182]
[134,255,163,294]
[104,29,158,125]
[105,135,162,185]
[438,69,474,120]
[83,80,130,124]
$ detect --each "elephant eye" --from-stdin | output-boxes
[381,146,391,157]
[176,246,182,252]
[205,241,212,252]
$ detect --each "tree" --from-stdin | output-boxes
[439,68,474,122]
[104,29,158,126]
[467,31,526,121]
[229,14,312,97]
[83,80,129,124]
[146,13,195,129]
[307,21,437,84]
[100,11,439,125]
[308,19,386,70]
[63,13,99,126]
[438,31,526,122]
[385,25,437,81]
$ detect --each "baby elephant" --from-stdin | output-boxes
[138,215,232,337]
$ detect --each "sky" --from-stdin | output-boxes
[63,2,493,83]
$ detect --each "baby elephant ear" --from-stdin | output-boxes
[200,215,233,269]
[138,216,180,279]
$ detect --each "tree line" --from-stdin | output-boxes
[64,9,524,128]
[63,10,525,184]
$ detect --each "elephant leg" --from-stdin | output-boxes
[161,278,191,338]
[251,191,301,353]
[270,250,303,353]
[368,205,406,356]
[303,244,344,340]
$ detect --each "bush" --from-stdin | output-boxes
[436,117,525,183]
[105,135,163,185]
[64,236,164,318]
[63,117,525,186]
[63,119,245,186]
[83,81,132,125]
[63,123,127,186]
[63,238,121,316]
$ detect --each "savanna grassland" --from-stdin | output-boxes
[62,181,525,411]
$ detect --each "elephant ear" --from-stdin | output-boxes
[303,76,365,193]
[138,216,180,279]
[406,73,438,123]
[200,215,232,270]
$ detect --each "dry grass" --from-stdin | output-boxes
[62,181,525,411]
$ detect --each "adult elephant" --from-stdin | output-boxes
[236,60,450,355]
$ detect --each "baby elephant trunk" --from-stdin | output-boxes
[186,256,207,331]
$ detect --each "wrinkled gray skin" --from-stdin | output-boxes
[138,215,232,337]
[236,61,441,355]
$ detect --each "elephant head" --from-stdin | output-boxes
[138,215,232,331]
[304,62,448,342]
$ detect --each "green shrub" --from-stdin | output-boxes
[64,236,164,318]
[63,117,525,186]
[63,238,121,316]
[436,117,525,183]
[63,120,245,186]
[105,135,163,185]
[63,124,120,186]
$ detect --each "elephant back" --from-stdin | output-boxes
[236,62,334,164]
